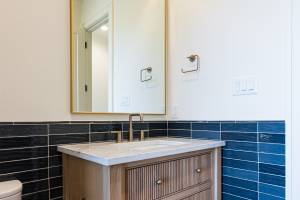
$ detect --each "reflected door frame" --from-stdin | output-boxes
[81,2,114,112]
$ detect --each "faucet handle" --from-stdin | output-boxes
[140,114,144,121]
[140,130,147,141]
[111,131,122,143]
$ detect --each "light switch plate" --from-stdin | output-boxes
[233,77,258,96]
[120,96,131,107]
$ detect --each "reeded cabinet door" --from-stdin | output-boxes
[126,153,212,200]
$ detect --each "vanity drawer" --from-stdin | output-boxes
[126,153,211,200]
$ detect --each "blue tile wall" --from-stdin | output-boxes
[0,121,167,200]
[0,120,285,200]
[168,120,286,200]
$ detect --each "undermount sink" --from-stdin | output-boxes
[65,139,189,154]
[107,140,187,149]
[58,138,225,166]
[119,140,188,151]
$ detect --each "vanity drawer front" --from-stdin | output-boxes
[126,153,211,200]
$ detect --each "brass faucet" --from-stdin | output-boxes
[110,131,122,143]
[129,113,143,142]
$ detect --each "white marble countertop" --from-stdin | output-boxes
[58,138,225,166]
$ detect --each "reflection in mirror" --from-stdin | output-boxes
[71,0,165,114]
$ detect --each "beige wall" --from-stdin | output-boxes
[0,0,164,121]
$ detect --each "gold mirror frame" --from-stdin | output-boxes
[70,0,167,115]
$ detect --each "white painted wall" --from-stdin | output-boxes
[167,0,291,121]
[92,29,109,112]
[291,0,300,198]
[113,0,165,113]
[81,0,111,26]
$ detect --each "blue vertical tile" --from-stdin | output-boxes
[223,149,258,162]
[259,183,285,198]
[223,158,258,171]
[259,153,285,166]
[168,129,191,138]
[223,184,258,200]
[192,122,220,131]
[259,163,285,176]
[259,193,285,200]
[259,143,285,154]
[168,122,191,129]
[259,133,285,144]
[259,173,285,187]
[258,122,285,133]
[192,130,220,140]
[223,167,258,181]
[221,132,257,142]
[223,176,257,191]
[223,193,247,200]
[221,122,257,132]
[224,141,257,152]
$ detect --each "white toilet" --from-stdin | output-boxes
[0,181,22,200]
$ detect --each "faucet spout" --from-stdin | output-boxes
[129,113,143,142]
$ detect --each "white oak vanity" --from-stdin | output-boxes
[58,138,225,200]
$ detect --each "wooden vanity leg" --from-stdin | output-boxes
[211,148,222,200]
[102,166,110,200]
[110,165,126,200]
[63,154,112,200]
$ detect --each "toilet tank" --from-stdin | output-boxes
[0,181,22,200]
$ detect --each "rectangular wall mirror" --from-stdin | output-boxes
[71,0,166,114]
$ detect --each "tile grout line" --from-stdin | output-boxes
[167,120,169,137]
[47,123,51,200]
[22,188,50,198]
[222,191,251,200]
[222,183,258,194]
[0,156,50,164]
[219,122,221,141]
[257,122,260,200]
[89,123,91,143]
[190,121,192,138]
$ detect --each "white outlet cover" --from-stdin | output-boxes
[170,105,179,119]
